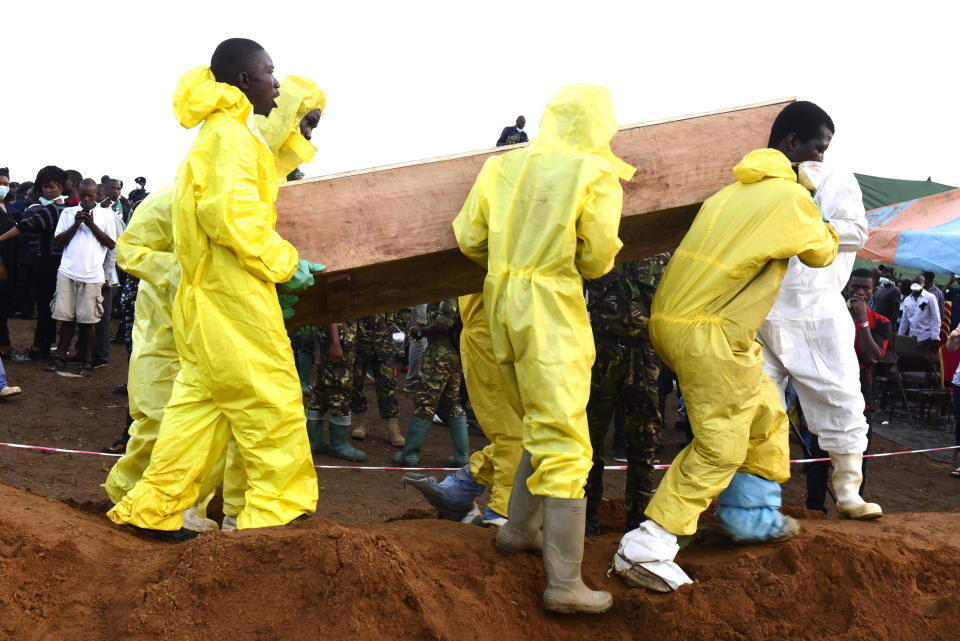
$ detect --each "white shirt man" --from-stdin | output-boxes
[899,284,941,346]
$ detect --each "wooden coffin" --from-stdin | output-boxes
[277,97,794,326]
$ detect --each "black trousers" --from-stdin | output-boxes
[0,280,10,346]
[32,256,59,353]
[13,258,35,316]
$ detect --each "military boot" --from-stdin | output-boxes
[385,417,405,447]
[350,415,367,440]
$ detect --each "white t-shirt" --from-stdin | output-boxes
[55,206,119,284]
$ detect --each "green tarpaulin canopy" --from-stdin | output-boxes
[855,173,955,210]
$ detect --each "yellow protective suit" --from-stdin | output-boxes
[453,84,635,499]
[104,187,179,503]
[107,67,317,531]
[644,148,839,536]
[255,75,326,181]
[459,293,523,517]
[102,187,225,512]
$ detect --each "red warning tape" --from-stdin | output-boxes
[1,441,958,471]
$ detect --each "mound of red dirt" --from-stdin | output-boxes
[2,481,959,641]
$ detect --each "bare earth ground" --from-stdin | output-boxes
[2,317,960,640]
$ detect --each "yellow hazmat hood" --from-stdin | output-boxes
[256,75,326,155]
[733,148,798,185]
[173,67,252,130]
[536,84,635,181]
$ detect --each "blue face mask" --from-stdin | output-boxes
[39,196,56,206]
[516,127,524,133]
[0,186,8,200]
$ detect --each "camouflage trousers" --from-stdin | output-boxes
[413,340,465,422]
[584,335,663,531]
[351,338,399,419]
[309,336,355,418]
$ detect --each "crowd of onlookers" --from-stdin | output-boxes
[0,165,150,394]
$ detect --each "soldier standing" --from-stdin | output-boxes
[583,260,663,535]
[306,321,366,461]
[394,299,469,467]
[350,313,405,447]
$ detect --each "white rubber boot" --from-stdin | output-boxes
[831,453,883,520]
[541,497,612,614]
[495,450,543,554]
[182,506,219,532]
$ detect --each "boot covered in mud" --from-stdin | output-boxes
[495,450,543,555]
[328,415,365,462]
[403,464,484,521]
[305,410,328,454]
[831,453,882,520]
[393,416,431,467]
[385,417,405,448]
[446,415,470,467]
[541,497,612,614]
[612,519,693,593]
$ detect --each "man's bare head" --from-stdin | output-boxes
[210,38,280,117]
[769,101,835,165]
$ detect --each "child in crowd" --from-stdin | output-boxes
[48,179,117,376]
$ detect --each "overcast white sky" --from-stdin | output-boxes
[6,1,959,191]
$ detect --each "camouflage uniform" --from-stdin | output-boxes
[351,313,400,419]
[413,299,465,421]
[309,321,358,417]
[120,274,140,352]
[584,260,663,533]
[635,252,671,287]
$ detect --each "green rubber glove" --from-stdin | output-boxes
[278,293,299,320]
[280,259,326,294]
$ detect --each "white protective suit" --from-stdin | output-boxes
[757,168,869,454]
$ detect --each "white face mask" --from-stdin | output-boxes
[797,161,827,191]
[0,186,8,199]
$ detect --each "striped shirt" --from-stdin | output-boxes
[15,203,64,258]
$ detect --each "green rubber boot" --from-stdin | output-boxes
[446,415,470,467]
[393,416,432,467]
[296,351,314,395]
[305,410,328,454]
[328,415,365,462]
